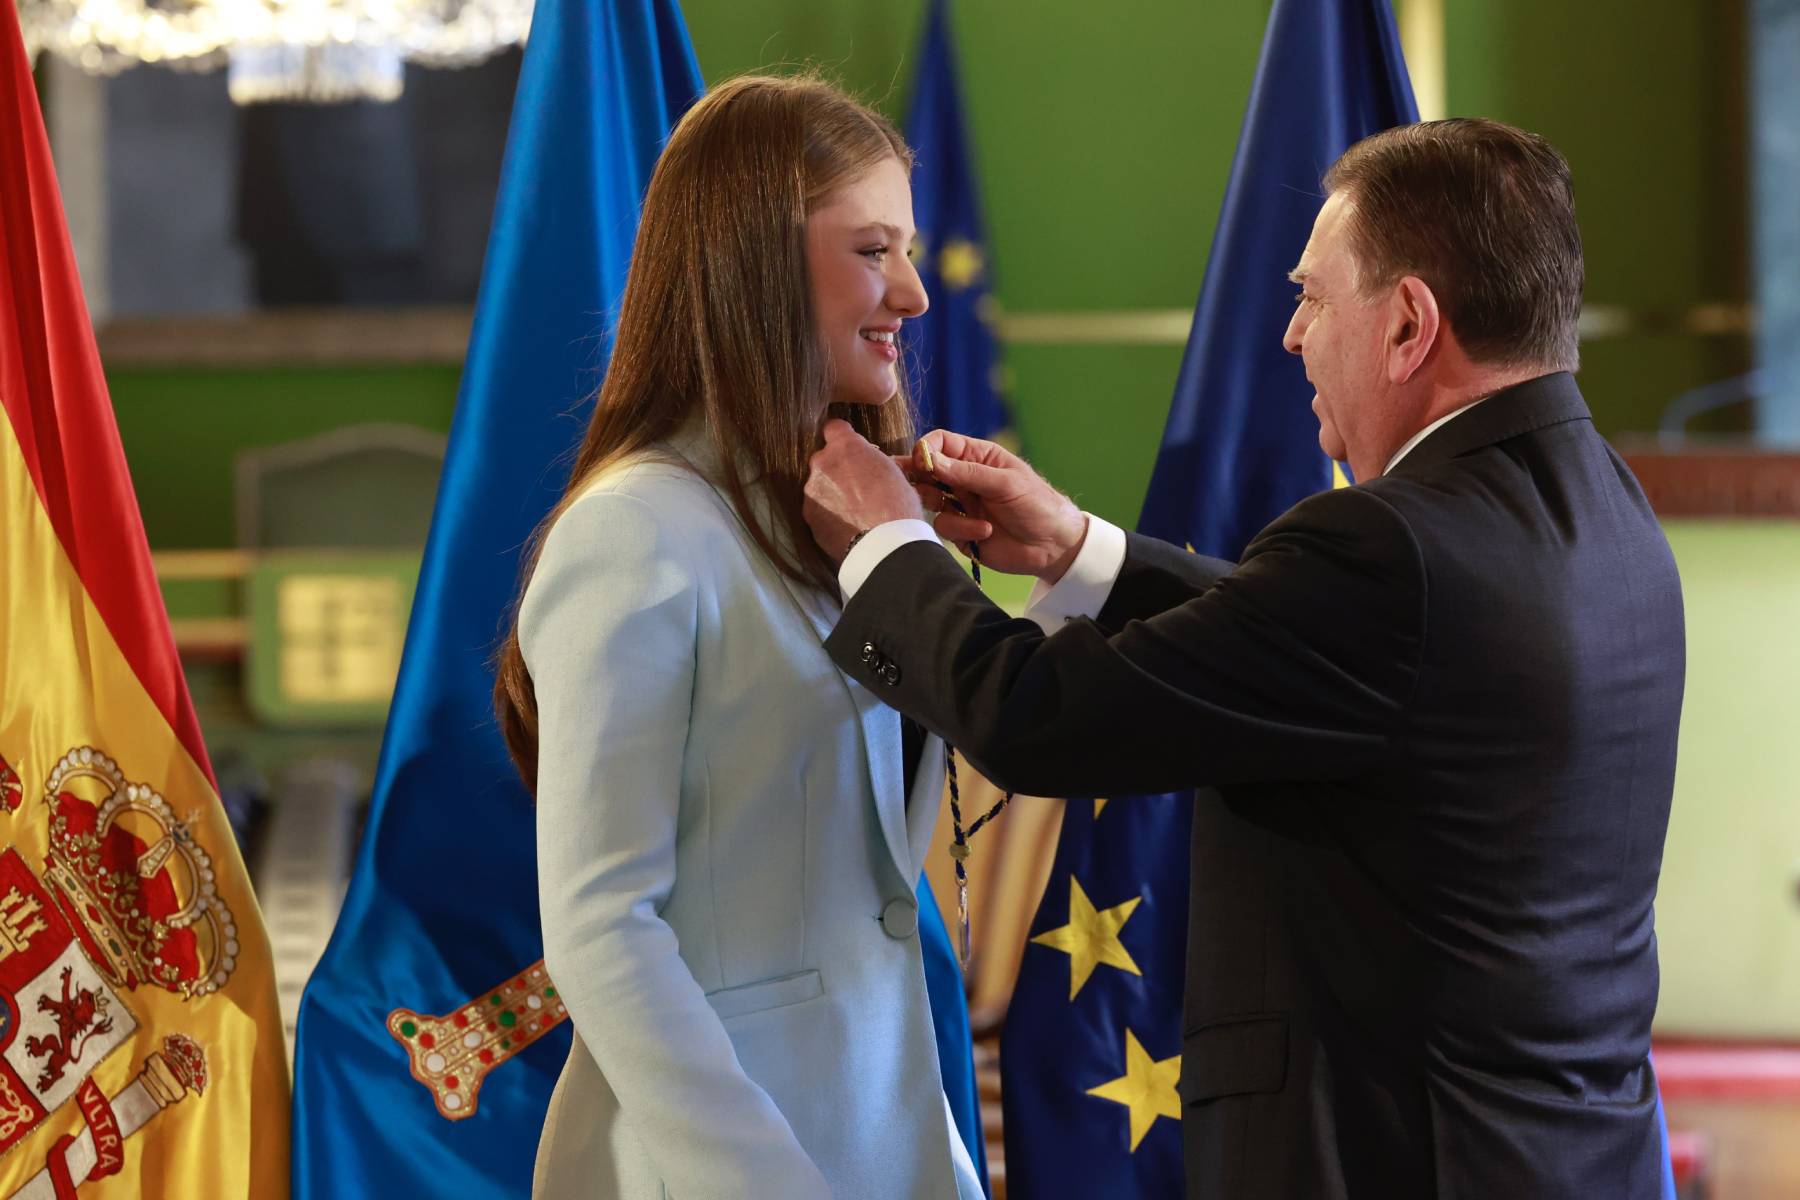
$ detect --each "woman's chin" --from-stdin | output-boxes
[831,379,899,408]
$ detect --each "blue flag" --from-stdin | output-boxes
[903,0,1006,440]
[289,1,703,1194]
[1000,2,1415,1195]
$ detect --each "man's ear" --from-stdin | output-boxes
[1386,276,1441,385]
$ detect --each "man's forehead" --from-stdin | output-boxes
[1292,194,1352,278]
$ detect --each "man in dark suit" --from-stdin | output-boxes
[802,119,1683,1198]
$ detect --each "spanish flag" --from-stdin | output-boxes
[0,4,290,1195]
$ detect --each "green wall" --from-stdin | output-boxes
[112,366,460,547]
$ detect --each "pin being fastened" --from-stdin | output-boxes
[915,436,1014,970]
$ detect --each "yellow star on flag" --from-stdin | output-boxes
[938,237,984,290]
[1087,1028,1182,1151]
[1030,876,1142,1000]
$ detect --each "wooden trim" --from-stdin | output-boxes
[153,549,256,580]
[97,307,473,368]
[168,617,250,656]
[1617,444,1800,517]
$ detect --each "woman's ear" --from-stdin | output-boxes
[1387,276,1441,385]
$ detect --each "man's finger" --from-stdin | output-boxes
[924,427,1021,471]
[921,428,983,464]
[932,512,993,543]
[930,453,1014,498]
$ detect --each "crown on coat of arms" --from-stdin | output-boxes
[151,1033,210,1101]
[38,747,240,999]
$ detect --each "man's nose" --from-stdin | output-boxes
[1281,305,1307,356]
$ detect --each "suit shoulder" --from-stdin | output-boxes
[531,464,717,596]
[1259,480,1422,560]
[522,476,704,668]
[571,454,721,515]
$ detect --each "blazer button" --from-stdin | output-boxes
[881,661,901,686]
[860,641,877,665]
[879,898,918,940]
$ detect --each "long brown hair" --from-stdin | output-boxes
[493,73,917,793]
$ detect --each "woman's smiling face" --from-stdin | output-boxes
[805,156,930,408]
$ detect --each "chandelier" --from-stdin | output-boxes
[17,0,531,104]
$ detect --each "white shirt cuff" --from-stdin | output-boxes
[839,518,941,601]
[1023,514,1126,635]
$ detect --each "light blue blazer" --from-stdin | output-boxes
[523,433,984,1200]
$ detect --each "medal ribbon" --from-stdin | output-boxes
[929,464,1014,970]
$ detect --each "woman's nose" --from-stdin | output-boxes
[889,254,930,318]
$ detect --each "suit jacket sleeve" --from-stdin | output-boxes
[523,490,830,1198]
[1093,532,1235,633]
[825,486,1424,798]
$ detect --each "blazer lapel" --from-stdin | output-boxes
[771,573,916,888]
[905,732,946,878]
[665,425,919,891]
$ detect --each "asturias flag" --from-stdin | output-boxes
[903,0,1006,441]
[289,0,703,1194]
[0,1,290,1194]
[999,2,1416,1195]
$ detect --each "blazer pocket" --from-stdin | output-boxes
[1179,1012,1288,1104]
[703,969,824,1021]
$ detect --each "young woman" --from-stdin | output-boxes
[492,75,984,1200]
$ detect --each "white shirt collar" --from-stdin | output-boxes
[1381,397,1490,476]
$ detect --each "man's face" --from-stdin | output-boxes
[1282,192,1388,467]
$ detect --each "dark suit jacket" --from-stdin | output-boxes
[826,373,1684,1199]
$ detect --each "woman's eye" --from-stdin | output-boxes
[860,246,888,260]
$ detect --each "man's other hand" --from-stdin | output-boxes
[913,430,1087,582]
[804,419,927,563]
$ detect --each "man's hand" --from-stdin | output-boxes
[911,430,1087,581]
[804,419,927,563]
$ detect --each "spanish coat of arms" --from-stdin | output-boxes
[0,747,225,1196]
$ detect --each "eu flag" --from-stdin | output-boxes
[903,0,1007,440]
[1000,2,1415,1194]
[288,1,703,1194]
